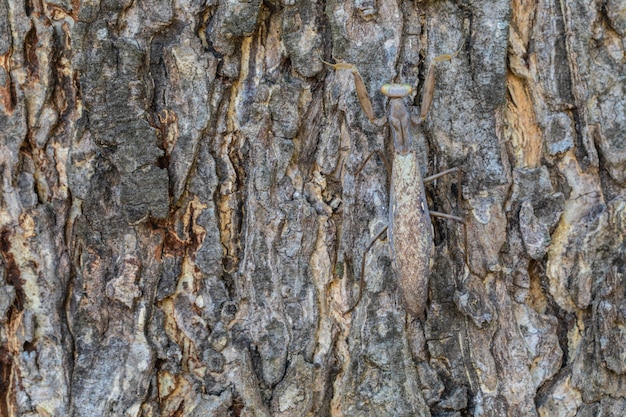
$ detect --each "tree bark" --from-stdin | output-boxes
[1,0,625,416]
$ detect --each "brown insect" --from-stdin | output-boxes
[323,43,465,319]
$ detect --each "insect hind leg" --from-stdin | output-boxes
[426,167,469,266]
[347,150,393,315]
[424,166,463,211]
[423,167,459,184]
[344,226,388,314]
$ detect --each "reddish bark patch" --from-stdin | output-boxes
[0,347,13,417]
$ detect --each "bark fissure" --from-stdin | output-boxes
[0,0,625,415]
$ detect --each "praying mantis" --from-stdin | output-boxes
[323,42,465,320]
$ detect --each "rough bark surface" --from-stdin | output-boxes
[0,0,625,416]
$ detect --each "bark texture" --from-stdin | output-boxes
[0,0,625,416]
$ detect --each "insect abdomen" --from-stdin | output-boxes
[388,152,433,320]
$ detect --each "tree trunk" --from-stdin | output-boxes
[1,0,625,415]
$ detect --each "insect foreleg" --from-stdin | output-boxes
[321,59,386,126]
[416,41,466,123]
